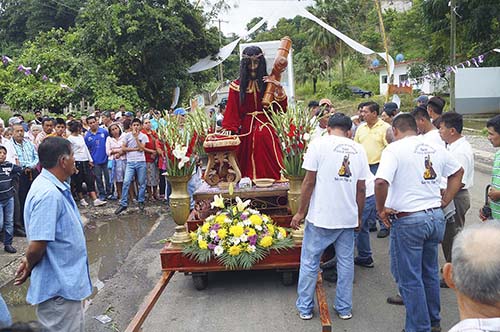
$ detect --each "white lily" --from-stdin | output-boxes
[235,196,251,212]
[210,194,225,209]
[177,156,190,169]
[303,133,311,141]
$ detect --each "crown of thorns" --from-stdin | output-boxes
[242,53,264,60]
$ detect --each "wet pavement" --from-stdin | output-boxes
[0,203,161,323]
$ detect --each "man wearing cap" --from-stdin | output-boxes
[311,99,336,142]
[415,95,429,108]
[375,114,463,332]
[427,96,446,123]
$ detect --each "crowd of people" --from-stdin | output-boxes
[294,96,500,332]
[0,106,200,255]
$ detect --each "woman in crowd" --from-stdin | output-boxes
[67,121,106,207]
[28,123,42,142]
[106,123,126,200]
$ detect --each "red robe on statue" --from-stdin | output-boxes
[222,79,287,180]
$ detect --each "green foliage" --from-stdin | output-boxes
[331,83,351,99]
[77,0,220,108]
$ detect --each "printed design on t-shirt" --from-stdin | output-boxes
[1,167,11,176]
[423,154,437,180]
[338,155,352,178]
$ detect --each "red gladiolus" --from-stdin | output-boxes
[286,146,291,154]
[298,142,304,150]
[287,123,297,137]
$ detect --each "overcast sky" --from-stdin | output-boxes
[211,0,315,36]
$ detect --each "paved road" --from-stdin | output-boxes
[140,168,490,332]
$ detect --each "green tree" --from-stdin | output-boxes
[77,0,220,108]
[294,46,324,94]
[0,0,84,52]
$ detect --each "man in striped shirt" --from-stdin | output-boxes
[481,115,500,221]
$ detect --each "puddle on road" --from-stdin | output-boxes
[1,214,157,322]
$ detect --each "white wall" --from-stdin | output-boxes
[455,67,500,114]
[378,64,434,95]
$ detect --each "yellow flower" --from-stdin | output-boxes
[232,207,238,215]
[267,225,275,235]
[278,227,287,238]
[217,228,227,239]
[259,236,273,248]
[230,225,244,237]
[190,232,197,241]
[215,214,226,224]
[249,215,262,226]
[246,228,256,237]
[201,223,210,234]
[229,245,241,256]
[198,239,208,250]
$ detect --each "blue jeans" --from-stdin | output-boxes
[120,162,147,207]
[296,222,354,316]
[368,163,387,231]
[0,197,15,246]
[390,208,445,332]
[94,162,111,200]
[0,294,11,328]
[355,195,376,260]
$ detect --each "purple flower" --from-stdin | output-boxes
[24,69,31,76]
[42,75,48,81]
[210,223,220,231]
[17,65,24,71]
[214,235,220,242]
[248,235,257,246]
[208,243,216,250]
[241,214,248,220]
[1,56,8,65]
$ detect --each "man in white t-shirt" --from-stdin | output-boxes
[291,113,369,321]
[439,112,474,275]
[115,118,149,215]
[375,113,463,332]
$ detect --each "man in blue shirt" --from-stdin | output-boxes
[11,123,39,236]
[85,115,112,202]
[14,137,92,332]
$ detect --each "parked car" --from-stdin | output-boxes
[350,86,372,98]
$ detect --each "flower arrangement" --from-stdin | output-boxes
[183,195,294,269]
[267,103,317,177]
[157,114,198,177]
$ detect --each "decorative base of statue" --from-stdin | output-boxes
[204,151,241,186]
[203,133,242,187]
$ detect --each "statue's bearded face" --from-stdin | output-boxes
[248,59,259,78]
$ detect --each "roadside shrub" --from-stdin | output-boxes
[331,83,352,99]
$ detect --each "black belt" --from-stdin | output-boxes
[393,207,441,219]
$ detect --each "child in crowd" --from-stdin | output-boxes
[0,145,22,253]
[2,128,13,140]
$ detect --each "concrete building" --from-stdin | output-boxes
[456,67,500,115]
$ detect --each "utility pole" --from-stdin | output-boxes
[450,0,457,111]
[218,19,228,85]
[374,0,391,102]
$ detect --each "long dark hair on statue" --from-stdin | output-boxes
[239,46,267,105]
